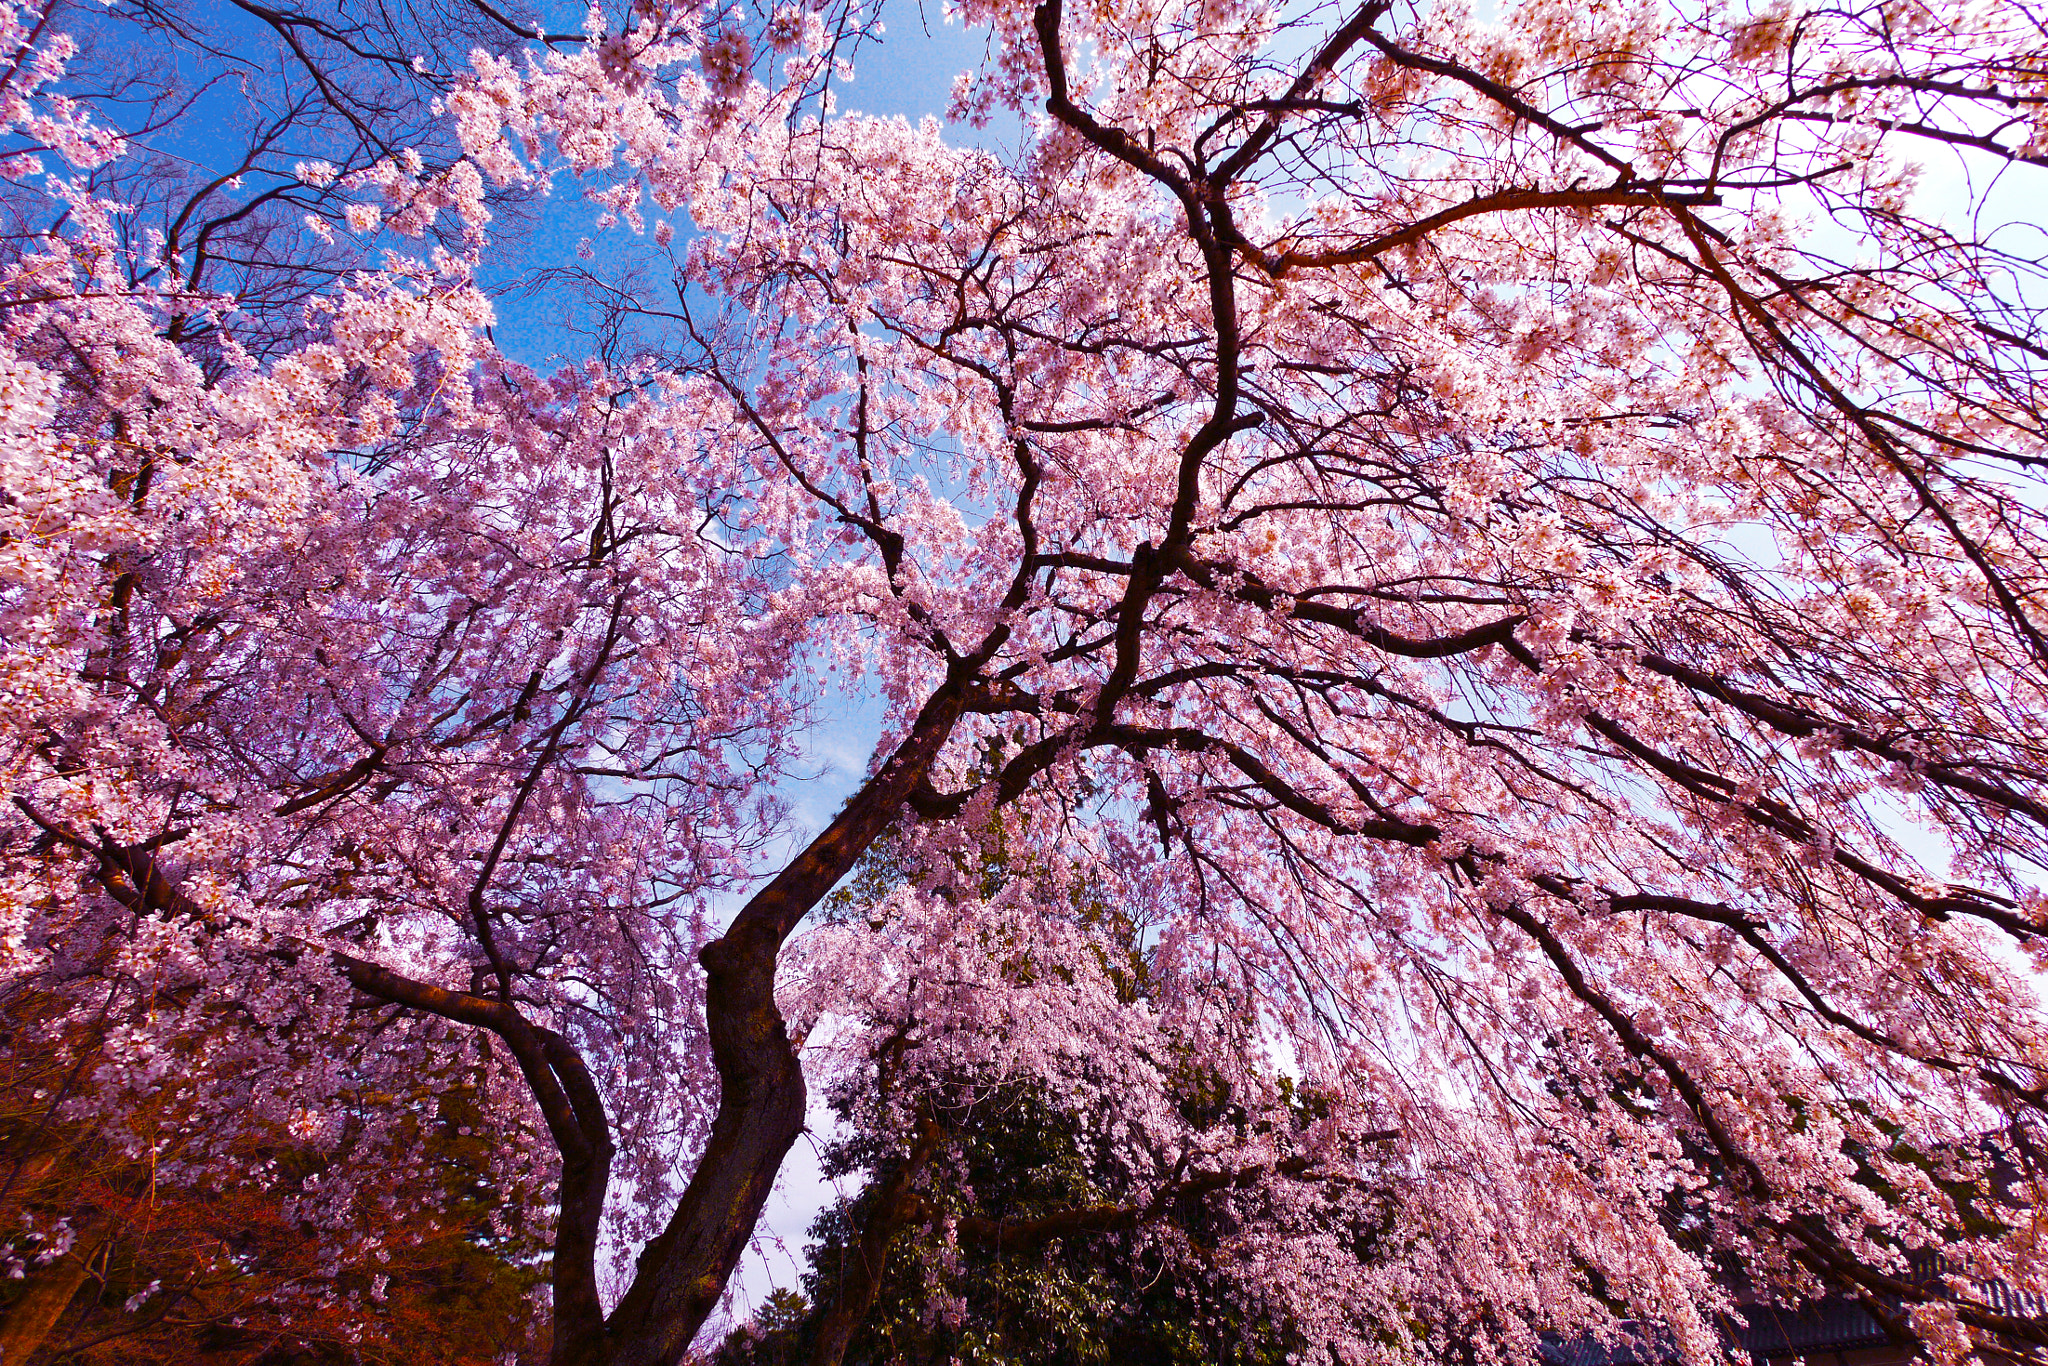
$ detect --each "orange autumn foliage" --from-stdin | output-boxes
[0,996,549,1365]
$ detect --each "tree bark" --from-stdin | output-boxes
[0,1231,101,1366]
[808,1120,943,1366]
[602,683,970,1366]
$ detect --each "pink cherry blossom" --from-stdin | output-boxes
[4,0,2048,1361]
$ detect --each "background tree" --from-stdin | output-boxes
[3,0,2048,1361]
[0,992,549,1365]
[713,1087,1310,1366]
[707,833,1399,1366]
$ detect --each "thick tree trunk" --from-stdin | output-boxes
[600,684,970,1366]
[600,923,810,1366]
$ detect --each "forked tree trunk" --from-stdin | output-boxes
[582,685,972,1366]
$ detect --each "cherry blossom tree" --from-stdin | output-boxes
[5,0,2048,1359]
[0,0,553,366]
[1,5,802,1352]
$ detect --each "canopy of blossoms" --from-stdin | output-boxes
[2,0,2045,1360]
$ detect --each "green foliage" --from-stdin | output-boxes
[713,1076,1303,1366]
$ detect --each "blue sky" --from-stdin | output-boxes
[486,4,1020,366]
